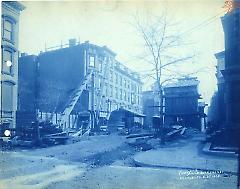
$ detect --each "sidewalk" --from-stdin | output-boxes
[133,136,238,174]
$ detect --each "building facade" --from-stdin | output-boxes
[213,51,226,126]
[164,77,203,129]
[1,2,24,132]
[221,3,240,130]
[213,2,240,147]
[142,77,206,130]
[142,91,156,128]
[18,40,143,129]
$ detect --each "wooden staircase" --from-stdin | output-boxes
[59,70,93,129]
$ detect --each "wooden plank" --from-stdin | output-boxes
[166,129,181,137]
[126,133,154,139]
[180,127,186,135]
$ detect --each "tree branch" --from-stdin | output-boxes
[161,55,194,69]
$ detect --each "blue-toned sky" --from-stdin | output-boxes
[19,0,226,104]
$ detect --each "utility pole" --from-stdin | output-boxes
[35,57,40,143]
[91,71,95,131]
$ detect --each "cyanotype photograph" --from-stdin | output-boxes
[0,0,240,188]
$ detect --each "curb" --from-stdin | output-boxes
[202,142,238,158]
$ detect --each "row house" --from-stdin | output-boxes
[1,1,25,134]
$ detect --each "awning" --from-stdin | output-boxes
[118,108,146,118]
[134,113,146,118]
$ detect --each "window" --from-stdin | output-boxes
[2,82,14,113]
[110,70,113,81]
[120,89,123,100]
[3,20,14,41]
[110,85,113,97]
[127,81,130,89]
[137,96,140,105]
[137,86,140,94]
[124,79,127,88]
[2,49,13,75]
[115,87,118,99]
[115,73,118,84]
[131,93,136,104]
[110,59,113,68]
[99,62,103,72]
[124,90,127,101]
[119,76,122,86]
[132,83,136,92]
[89,56,95,67]
[127,92,130,102]
[105,83,108,96]
[98,78,101,88]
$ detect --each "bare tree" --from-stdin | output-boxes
[132,13,196,133]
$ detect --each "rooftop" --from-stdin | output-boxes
[22,39,142,83]
[165,77,199,88]
[3,1,26,11]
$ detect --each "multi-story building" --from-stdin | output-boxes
[208,3,239,147]
[18,40,143,129]
[214,51,226,126]
[215,51,225,87]
[221,2,240,130]
[210,1,240,147]
[1,2,25,133]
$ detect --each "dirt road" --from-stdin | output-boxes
[0,134,238,189]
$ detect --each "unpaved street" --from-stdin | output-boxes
[0,134,238,189]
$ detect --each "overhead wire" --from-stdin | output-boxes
[179,10,226,37]
[127,10,226,81]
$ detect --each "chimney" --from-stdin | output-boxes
[69,38,77,47]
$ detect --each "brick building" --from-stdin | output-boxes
[18,40,143,129]
[212,1,240,147]
[210,51,226,127]
[1,2,25,133]
[221,3,240,130]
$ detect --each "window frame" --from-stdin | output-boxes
[2,15,16,44]
[110,85,113,97]
[1,47,15,76]
[1,81,15,118]
[115,87,118,99]
[89,55,95,67]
